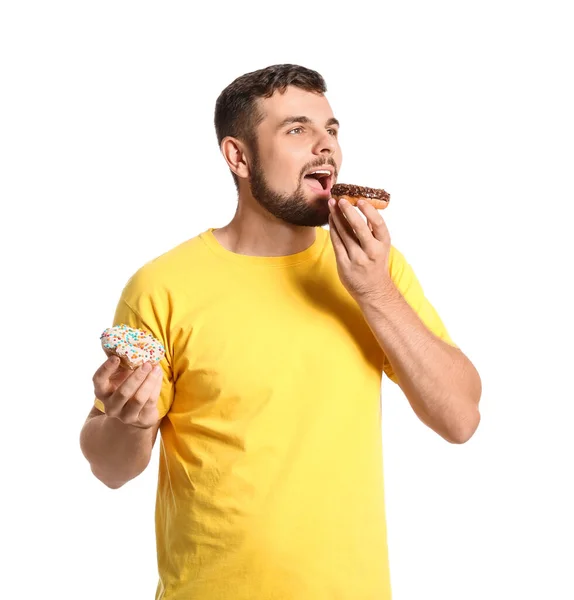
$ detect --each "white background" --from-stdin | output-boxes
[1,1,573,598]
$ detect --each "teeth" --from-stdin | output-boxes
[309,170,331,176]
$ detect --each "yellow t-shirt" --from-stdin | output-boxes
[95,226,456,600]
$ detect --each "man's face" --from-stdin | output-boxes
[247,86,342,227]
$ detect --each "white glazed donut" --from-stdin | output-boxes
[100,324,165,370]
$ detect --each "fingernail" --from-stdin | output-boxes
[142,362,152,373]
[109,356,119,366]
[153,366,162,376]
[328,198,335,207]
[339,198,348,206]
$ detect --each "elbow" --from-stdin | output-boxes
[103,480,127,490]
[447,373,482,444]
[91,466,130,489]
[446,407,481,444]
[89,461,150,489]
[101,478,125,490]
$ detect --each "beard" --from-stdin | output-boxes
[249,152,336,227]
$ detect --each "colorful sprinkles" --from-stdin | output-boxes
[100,324,166,369]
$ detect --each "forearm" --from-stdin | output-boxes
[80,414,156,488]
[359,285,482,444]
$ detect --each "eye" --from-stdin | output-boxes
[288,127,304,135]
[327,128,339,137]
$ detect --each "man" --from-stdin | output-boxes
[80,64,481,599]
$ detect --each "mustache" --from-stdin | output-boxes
[300,158,338,179]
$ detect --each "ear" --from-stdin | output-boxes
[221,137,251,180]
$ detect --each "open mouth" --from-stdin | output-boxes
[303,170,333,195]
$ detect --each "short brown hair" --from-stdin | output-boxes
[214,64,327,188]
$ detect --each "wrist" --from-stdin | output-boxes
[357,278,400,311]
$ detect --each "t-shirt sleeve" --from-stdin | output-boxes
[94,269,175,419]
[383,245,458,384]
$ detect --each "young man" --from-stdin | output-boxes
[81,64,481,600]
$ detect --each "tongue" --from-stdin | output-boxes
[305,176,330,194]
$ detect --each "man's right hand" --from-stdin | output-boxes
[92,356,163,429]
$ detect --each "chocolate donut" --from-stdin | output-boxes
[331,184,390,210]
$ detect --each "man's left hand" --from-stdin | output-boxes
[328,197,395,304]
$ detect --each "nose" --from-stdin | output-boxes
[313,130,337,157]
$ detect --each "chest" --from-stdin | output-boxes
[170,268,383,416]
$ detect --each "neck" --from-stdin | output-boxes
[213,194,318,258]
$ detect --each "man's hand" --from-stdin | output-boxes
[328,197,395,304]
[92,356,163,429]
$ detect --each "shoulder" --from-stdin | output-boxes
[111,234,209,318]
[123,232,210,293]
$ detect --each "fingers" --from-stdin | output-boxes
[104,362,155,419]
[92,355,122,399]
[136,369,164,427]
[328,198,362,257]
[118,365,163,424]
[328,214,351,265]
[356,200,391,246]
[334,198,378,253]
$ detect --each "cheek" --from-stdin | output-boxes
[273,169,301,191]
[263,153,302,189]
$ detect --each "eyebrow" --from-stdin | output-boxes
[277,116,340,130]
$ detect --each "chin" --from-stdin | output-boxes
[302,194,329,213]
[306,204,331,227]
[299,216,329,228]
[284,206,329,228]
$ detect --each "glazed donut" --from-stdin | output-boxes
[331,184,390,210]
[100,324,165,370]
